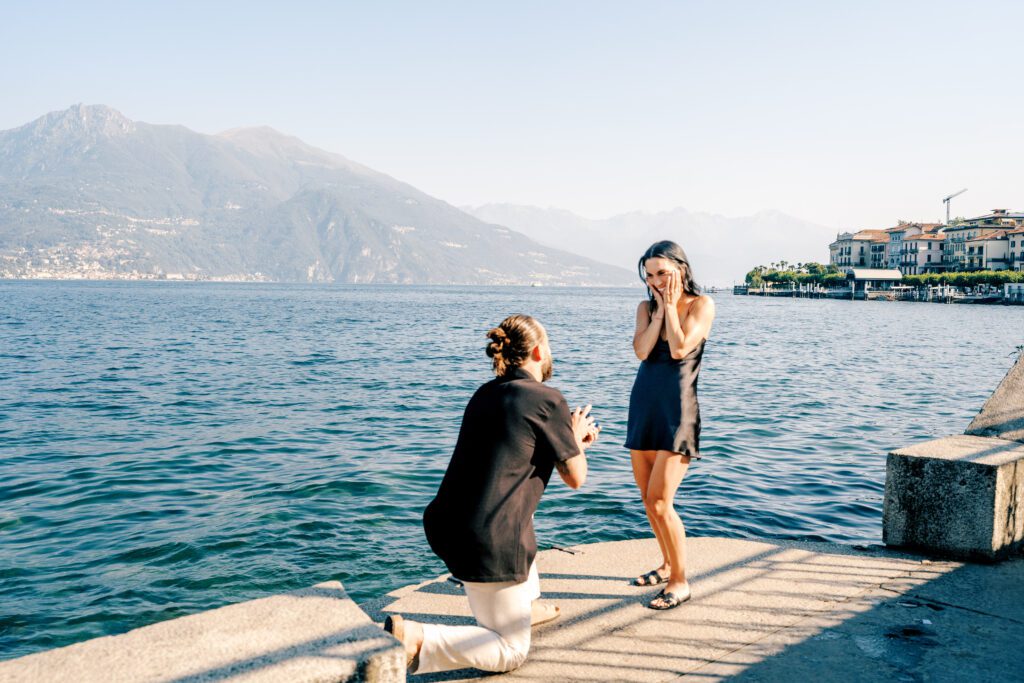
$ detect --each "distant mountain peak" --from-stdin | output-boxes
[23,104,136,138]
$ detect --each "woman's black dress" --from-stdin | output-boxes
[625,337,704,458]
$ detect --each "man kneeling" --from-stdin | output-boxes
[385,314,598,674]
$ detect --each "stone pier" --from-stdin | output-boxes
[3,538,1022,682]
[884,355,1024,560]
[363,537,1024,682]
[0,582,404,683]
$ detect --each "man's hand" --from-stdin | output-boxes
[571,404,597,450]
[558,404,597,490]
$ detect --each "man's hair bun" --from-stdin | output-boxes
[484,315,545,377]
[486,327,508,358]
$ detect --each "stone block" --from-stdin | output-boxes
[884,434,1024,561]
[0,582,404,683]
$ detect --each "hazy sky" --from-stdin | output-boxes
[2,1,1021,229]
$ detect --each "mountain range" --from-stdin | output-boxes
[464,204,838,286]
[0,105,633,285]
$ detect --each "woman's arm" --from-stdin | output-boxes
[632,298,663,360]
[663,273,716,360]
[673,296,715,359]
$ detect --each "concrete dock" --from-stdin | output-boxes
[362,537,1024,682]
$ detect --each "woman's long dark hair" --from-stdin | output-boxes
[638,240,701,317]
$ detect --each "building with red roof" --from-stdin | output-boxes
[884,221,943,269]
[829,230,889,270]
[899,232,946,275]
[943,210,1024,271]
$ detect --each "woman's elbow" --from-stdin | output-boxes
[633,346,648,361]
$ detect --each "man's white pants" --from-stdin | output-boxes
[415,562,541,674]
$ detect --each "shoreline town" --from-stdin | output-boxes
[736,208,1024,304]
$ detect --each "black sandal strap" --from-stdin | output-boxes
[649,590,691,610]
[634,570,659,586]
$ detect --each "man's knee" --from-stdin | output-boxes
[503,642,530,671]
[491,638,530,672]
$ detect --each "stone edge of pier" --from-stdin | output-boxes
[0,581,404,683]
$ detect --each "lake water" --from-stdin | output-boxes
[2,281,1022,660]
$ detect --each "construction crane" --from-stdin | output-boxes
[943,188,967,225]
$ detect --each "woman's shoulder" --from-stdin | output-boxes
[693,293,716,310]
[685,294,716,319]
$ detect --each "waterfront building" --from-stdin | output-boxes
[829,230,889,270]
[942,209,1024,271]
[1008,228,1024,271]
[848,268,903,287]
[847,268,903,299]
[829,232,851,268]
[885,222,943,269]
[943,224,999,270]
[959,208,1024,229]
[964,231,1011,271]
[899,232,946,275]
[828,210,1023,275]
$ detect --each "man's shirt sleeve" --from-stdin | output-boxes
[538,392,581,463]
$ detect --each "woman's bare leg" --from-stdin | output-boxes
[630,450,671,581]
[646,450,691,600]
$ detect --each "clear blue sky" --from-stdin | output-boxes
[2,1,1021,228]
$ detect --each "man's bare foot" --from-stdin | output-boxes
[384,615,423,668]
[531,601,561,626]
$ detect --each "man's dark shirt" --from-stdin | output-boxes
[423,367,579,583]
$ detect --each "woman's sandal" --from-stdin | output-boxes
[633,569,669,587]
[647,588,692,610]
[383,615,419,669]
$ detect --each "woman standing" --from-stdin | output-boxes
[625,240,715,610]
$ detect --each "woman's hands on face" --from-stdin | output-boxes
[662,269,682,308]
[647,280,663,309]
[648,282,665,317]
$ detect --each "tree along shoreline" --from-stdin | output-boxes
[745,262,1024,288]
